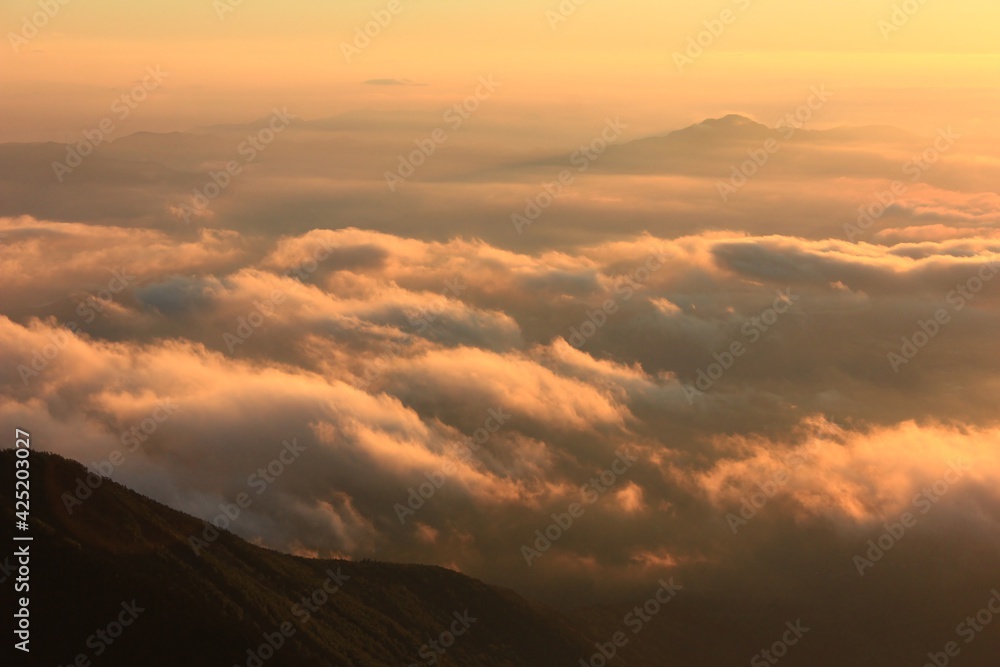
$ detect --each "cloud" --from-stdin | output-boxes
[362,78,424,86]
[2,212,1000,616]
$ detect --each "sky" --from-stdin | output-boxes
[3,0,1000,141]
[2,1,1000,662]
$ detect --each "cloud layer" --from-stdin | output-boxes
[3,215,999,615]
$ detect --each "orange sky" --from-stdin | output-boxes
[2,0,999,141]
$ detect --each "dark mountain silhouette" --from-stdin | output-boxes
[0,450,856,667]
[0,450,610,666]
[4,451,1000,666]
[5,450,820,667]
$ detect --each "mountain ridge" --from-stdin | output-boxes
[0,449,620,666]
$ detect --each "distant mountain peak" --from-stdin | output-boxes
[697,114,764,129]
[658,114,774,142]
